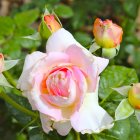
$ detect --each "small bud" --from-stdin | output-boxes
[44,14,61,33]
[0,53,4,73]
[93,18,123,48]
[128,83,140,109]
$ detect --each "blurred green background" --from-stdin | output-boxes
[0,0,140,139]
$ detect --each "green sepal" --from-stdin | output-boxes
[89,42,101,53]
[4,59,19,71]
[22,32,41,41]
[112,85,131,97]
[135,110,140,123]
[0,74,13,88]
[102,45,120,59]
[39,20,52,40]
[115,99,134,121]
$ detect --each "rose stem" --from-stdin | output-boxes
[0,92,38,118]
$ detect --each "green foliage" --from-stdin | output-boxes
[99,66,138,101]
[14,9,40,27]
[54,4,74,18]
[6,93,32,125]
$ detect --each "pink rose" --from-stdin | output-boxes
[17,28,113,136]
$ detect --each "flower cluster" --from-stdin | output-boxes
[16,14,117,136]
[0,10,126,136]
[17,28,114,135]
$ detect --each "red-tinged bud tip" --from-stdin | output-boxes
[0,53,4,73]
[93,18,123,48]
[44,15,61,33]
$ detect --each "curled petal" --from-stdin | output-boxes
[92,56,109,74]
[46,28,80,53]
[40,113,53,133]
[17,51,46,92]
[71,94,113,133]
[53,121,72,136]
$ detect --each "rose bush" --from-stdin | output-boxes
[17,28,113,136]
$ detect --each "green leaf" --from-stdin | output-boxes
[74,32,92,46]
[0,74,13,88]
[29,128,44,140]
[129,115,140,139]
[123,0,138,18]
[14,9,39,27]
[99,66,138,101]
[0,16,15,36]
[16,133,27,140]
[107,119,130,140]
[4,60,19,71]
[54,4,74,18]
[115,99,134,121]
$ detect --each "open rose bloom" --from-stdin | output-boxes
[17,28,113,136]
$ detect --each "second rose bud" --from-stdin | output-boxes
[39,12,62,40]
[90,18,123,59]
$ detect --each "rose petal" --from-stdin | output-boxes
[71,78,114,134]
[46,28,80,53]
[40,113,53,133]
[17,51,46,91]
[53,121,72,136]
[93,56,109,74]
[29,73,74,121]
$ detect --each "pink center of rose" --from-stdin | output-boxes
[46,67,71,98]
[41,66,87,97]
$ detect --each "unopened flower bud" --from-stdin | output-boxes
[93,18,123,48]
[44,14,61,33]
[128,83,140,109]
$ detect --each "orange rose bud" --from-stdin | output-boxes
[128,83,140,109]
[0,53,4,73]
[44,14,61,33]
[93,18,123,48]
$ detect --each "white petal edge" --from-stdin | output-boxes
[17,51,46,92]
[46,28,79,53]
[40,113,53,134]
[53,121,72,136]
